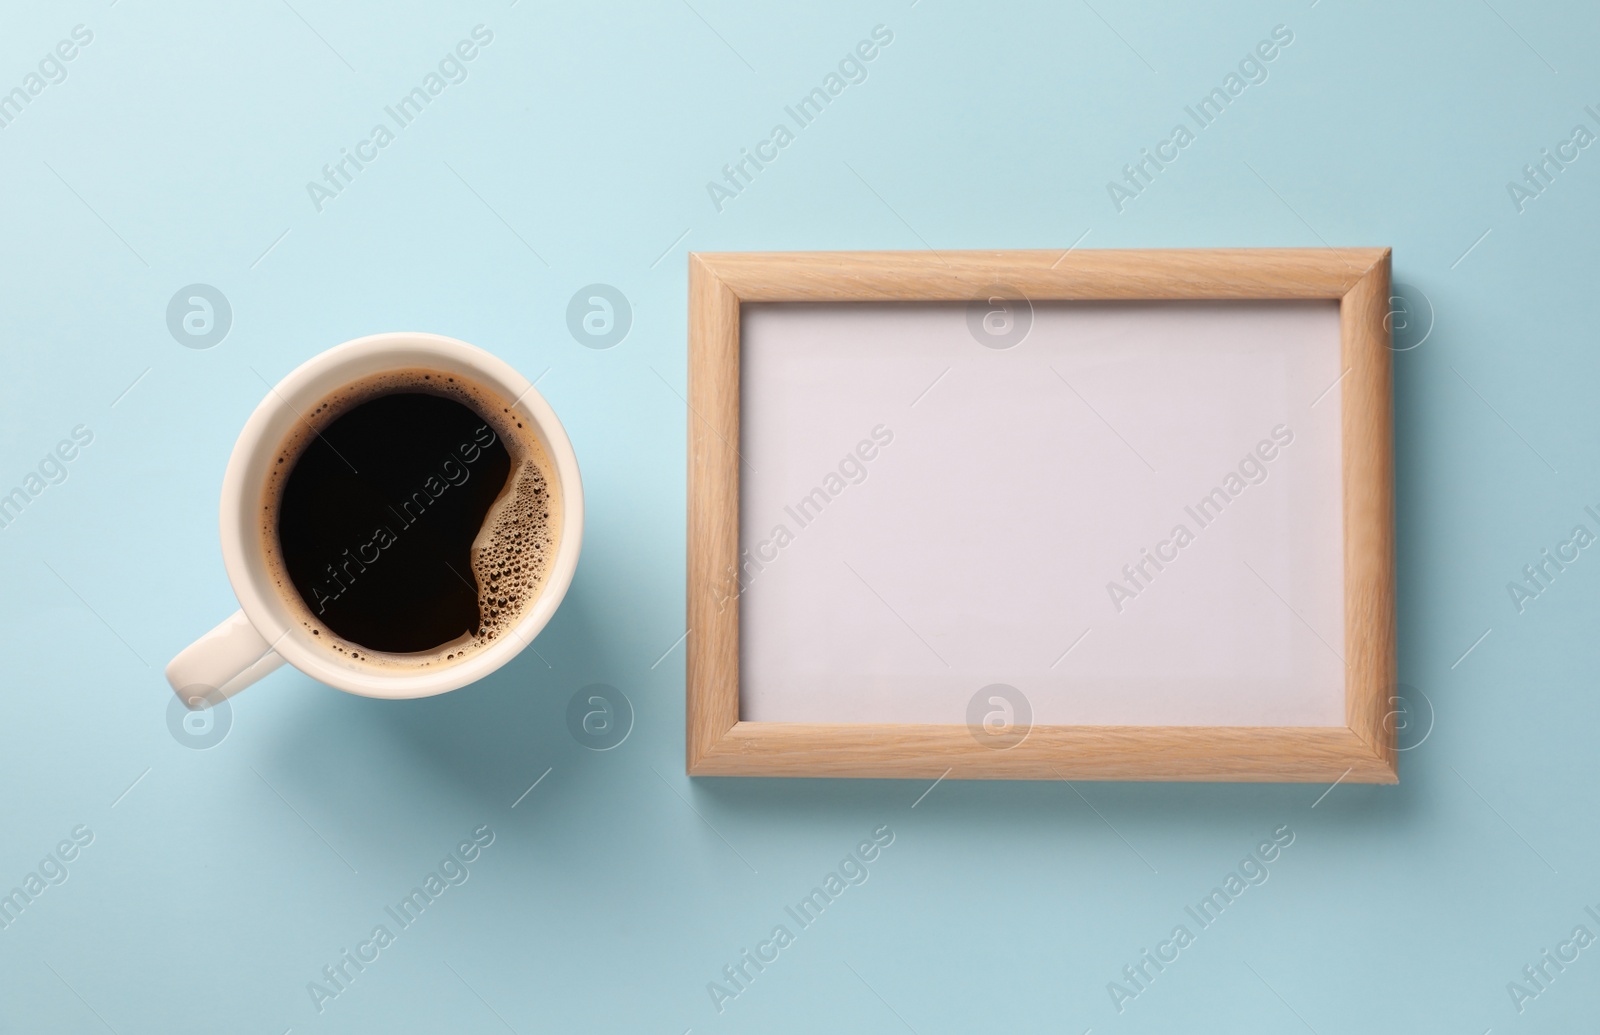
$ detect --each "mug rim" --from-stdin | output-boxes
[218,332,583,698]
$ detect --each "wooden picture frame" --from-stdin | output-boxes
[686,248,1395,782]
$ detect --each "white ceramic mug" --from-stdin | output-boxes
[166,333,583,708]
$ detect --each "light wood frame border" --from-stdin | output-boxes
[687,248,1395,782]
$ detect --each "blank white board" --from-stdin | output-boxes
[738,300,1346,727]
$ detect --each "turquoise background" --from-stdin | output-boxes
[1,0,1596,1031]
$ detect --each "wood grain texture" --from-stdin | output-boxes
[689,724,1396,782]
[685,246,1397,782]
[695,248,1387,302]
[685,256,741,770]
[1340,252,1399,779]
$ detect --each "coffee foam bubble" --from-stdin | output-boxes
[471,457,555,644]
[260,367,561,670]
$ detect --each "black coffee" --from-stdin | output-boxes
[266,372,555,661]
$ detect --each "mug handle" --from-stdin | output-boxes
[165,610,287,709]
